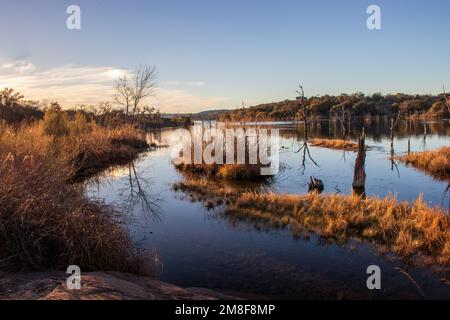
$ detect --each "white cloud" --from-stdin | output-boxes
[0,60,228,113]
[2,60,36,74]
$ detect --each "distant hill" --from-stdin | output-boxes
[161,109,231,121]
[191,109,231,120]
[217,94,450,121]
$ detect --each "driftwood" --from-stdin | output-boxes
[352,128,366,194]
[308,176,324,193]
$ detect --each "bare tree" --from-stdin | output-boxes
[114,73,133,115]
[331,102,352,138]
[131,65,157,115]
[114,65,157,116]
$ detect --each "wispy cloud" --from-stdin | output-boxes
[2,60,36,74]
[0,60,228,113]
[161,80,206,87]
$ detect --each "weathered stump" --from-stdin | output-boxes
[352,128,366,195]
[308,176,324,193]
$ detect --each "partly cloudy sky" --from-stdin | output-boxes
[0,59,229,113]
[1,1,449,113]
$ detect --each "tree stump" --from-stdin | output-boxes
[308,176,324,193]
[352,128,366,194]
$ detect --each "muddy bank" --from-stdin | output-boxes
[0,272,238,300]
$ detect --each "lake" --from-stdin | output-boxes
[87,118,450,299]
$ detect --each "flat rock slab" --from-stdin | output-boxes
[0,271,238,300]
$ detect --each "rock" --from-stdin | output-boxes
[0,272,238,300]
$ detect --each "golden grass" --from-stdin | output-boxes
[172,123,274,180]
[0,121,151,274]
[310,139,359,151]
[397,146,450,180]
[175,163,264,180]
[68,124,149,180]
[174,180,450,268]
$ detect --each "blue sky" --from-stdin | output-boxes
[0,0,449,112]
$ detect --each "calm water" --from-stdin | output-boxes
[87,119,450,299]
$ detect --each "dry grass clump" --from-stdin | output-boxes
[0,161,149,274]
[226,192,449,267]
[398,147,450,179]
[173,180,449,268]
[0,121,151,274]
[310,139,359,151]
[68,125,149,179]
[173,180,239,207]
[175,163,263,180]
[173,124,274,180]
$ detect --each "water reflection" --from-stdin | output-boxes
[88,160,162,222]
[120,162,162,222]
[86,120,450,299]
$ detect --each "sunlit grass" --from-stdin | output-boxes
[398,146,450,179]
[174,180,450,268]
[0,120,151,274]
[310,138,358,151]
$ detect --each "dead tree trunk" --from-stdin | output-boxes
[390,118,395,160]
[303,116,308,140]
[352,128,366,194]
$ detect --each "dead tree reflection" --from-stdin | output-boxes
[441,183,450,214]
[389,112,402,177]
[120,162,161,222]
[421,123,427,151]
[295,139,319,175]
[293,84,320,175]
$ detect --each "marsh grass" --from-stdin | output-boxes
[310,138,359,151]
[68,125,149,180]
[174,180,450,268]
[173,123,273,180]
[0,120,151,274]
[397,146,450,180]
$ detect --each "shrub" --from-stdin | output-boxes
[427,101,450,118]
[42,103,69,137]
[69,111,95,136]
